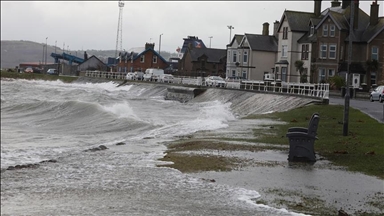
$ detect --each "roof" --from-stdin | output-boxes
[338,62,366,74]
[227,34,244,47]
[180,36,206,53]
[78,55,106,67]
[347,17,384,43]
[132,48,168,63]
[243,34,277,52]
[297,31,317,43]
[316,6,370,32]
[278,10,317,32]
[275,60,289,65]
[309,18,322,26]
[188,48,226,63]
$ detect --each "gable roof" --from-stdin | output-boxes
[227,34,244,47]
[243,33,278,52]
[188,48,226,63]
[278,10,317,32]
[132,48,168,63]
[78,55,106,67]
[316,6,370,32]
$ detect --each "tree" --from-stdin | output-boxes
[295,60,307,83]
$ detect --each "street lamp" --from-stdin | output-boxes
[227,25,234,43]
[159,33,163,55]
[45,37,48,65]
[209,36,213,48]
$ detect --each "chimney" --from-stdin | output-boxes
[314,0,322,17]
[342,0,351,9]
[331,0,341,7]
[273,20,280,38]
[262,22,270,36]
[370,0,379,26]
[145,43,155,50]
[354,0,359,29]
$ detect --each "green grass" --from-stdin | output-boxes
[1,70,78,83]
[245,104,384,178]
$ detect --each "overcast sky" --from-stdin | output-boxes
[2,1,383,53]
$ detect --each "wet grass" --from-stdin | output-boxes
[1,70,78,83]
[263,188,337,215]
[158,152,244,173]
[245,104,384,179]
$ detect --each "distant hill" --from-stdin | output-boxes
[1,40,176,69]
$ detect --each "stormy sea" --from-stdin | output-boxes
[1,78,314,216]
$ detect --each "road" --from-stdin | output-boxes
[329,96,384,123]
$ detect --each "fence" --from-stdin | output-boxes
[83,70,329,99]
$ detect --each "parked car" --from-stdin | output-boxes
[159,74,174,83]
[205,76,226,87]
[24,67,33,73]
[126,72,135,80]
[134,71,144,80]
[369,85,384,103]
[33,67,43,73]
[47,69,58,75]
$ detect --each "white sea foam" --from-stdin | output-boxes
[100,101,142,121]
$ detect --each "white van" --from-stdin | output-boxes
[143,68,164,81]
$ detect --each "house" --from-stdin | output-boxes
[178,46,227,77]
[275,7,319,83]
[77,55,108,72]
[234,23,278,80]
[178,36,206,59]
[226,34,244,78]
[277,0,383,87]
[116,43,168,72]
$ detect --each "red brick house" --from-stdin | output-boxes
[116,43,168,72]
[178,46,227,77]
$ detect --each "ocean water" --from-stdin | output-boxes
[1,79,310,216]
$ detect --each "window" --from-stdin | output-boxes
[140,55,145,63]
[328,69,335,77]
[242,70,247,79]
[310,26,315,36]
[372,47,379,60]
[275,67,279,73]
[330,24,335,37]
[371,72,377,85]
[318,68,326,82]
[130,67,133,72]
[323,24,328,36]
[232,70,236,77]
[282,45,288,57]
[153,55,157,63]
[233,51,237,63]
[243,51,248,63]
[281,67,287,82]
[228,50,231,61]
[320,44,327,59]
[283,27,288,39]
[301,44,309,60]
[329,45,336,59]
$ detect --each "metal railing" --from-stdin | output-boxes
[83,71,329,99]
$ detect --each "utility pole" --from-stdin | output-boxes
[343,1,354,136]
[209,36,213,48]
[159,33,163,55]
[227,25,234,43]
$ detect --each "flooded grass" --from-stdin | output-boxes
[245,104,384,179]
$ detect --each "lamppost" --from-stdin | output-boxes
[227,25,234,43]
[209,36,213,48]
[159,33,163,55]
[45,37,48,65]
